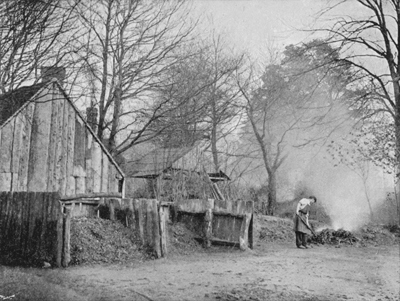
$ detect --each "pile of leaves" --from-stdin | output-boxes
[309,224,400,246]
[358,224,400,246]
[384,224,400,236]
[256,215,399,247]
[167,222,203,256]
[257,215,298,243]
[310,228,360,245]
[70,217,149,265]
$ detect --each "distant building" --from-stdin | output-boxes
[0,76,124,196]
[122,144,229,198]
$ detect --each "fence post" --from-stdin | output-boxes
[204,209,213,248]
[56,203,64,267]
[204,199,214,248]
[159,205,168,257]
[62,207,71,267]
[133,199,144,244]
[109,199,115,221]
[151,200,161,258]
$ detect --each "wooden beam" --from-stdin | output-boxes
[60,192,122,201]
[204,208,213,248]
[61,199,101,205]
[62,208,71,267]
[159,205,168,257]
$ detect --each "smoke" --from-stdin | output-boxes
[286,148,393,231]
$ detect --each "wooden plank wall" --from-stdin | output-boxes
[213,200,254,250]
[0,84,123,195]
[0,191,63,266]
[133,199,162,258]
[175,199,254,250]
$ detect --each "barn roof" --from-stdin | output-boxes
[123,145,230,181]
[0,82,47,126]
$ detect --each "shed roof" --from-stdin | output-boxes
[123,145,230,181]
[0,82,46,126]
[124,146,194,178]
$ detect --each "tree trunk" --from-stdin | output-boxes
[395,93,400,224]
[211,119,219,172]
[393,66,400,225]
[266,171,277,216]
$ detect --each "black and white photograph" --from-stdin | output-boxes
[0,0,399,300]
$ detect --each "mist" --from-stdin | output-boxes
[282,146,394,231]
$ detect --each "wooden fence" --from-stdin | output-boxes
[60,196,166,259]
[0,192,253,267]
[0,191,70,267]
[175,198,254,250]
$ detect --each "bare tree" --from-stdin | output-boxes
[315,0,400,206]
[73,0,197,155]
[0,0,80,93]
[202,34,245,172]
[148,43,215,148]
[151,34,245,174]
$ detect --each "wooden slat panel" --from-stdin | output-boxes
[59,94,69,195]
[176,198,214,213]
[151,200,161,258]
[13,192,23,252]
[101,152,108,193]
[92,141,102,193]
[11,115,23,190]
[0,192,63,265]
[32,192,43,252]
[1,192,11,245]
[53,94,65,192]
[27,90,53,191]
[0,173,11,191]
[62,208,71,267]
[159,205,168,256]
[47,90,62,191]
[38,193,48,251]
[65,104,76,196]
[17,103,35,191]
[74,118,85,169]
[74,166,86,194]
[0,121,14,173]
[108,163,118,193]
[26,192,36,253]
[85,131,93,193]
[20,192,29,256]
[145,200,152,246]
[56,202,63,267]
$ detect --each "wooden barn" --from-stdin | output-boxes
[0,79,124,197]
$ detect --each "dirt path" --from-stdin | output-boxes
[61,242,400,301]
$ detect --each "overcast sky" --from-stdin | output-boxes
[191,0,365,58]
[189,1,394,229]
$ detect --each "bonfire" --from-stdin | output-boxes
[310,228,360,245]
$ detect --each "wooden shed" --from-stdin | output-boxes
[122,144,229,197]
[0,79,124,196]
